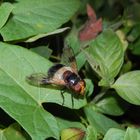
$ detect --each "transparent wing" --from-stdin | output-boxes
[61,46,78,74]
[26,72,66,86]
[26,73,50,86]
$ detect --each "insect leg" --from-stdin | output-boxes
[60,87,66,105]
[71,93,74,108]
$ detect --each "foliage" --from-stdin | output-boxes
[0,0,140,140]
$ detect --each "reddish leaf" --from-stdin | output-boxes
[79,4,102,41]
[87,4,96,22]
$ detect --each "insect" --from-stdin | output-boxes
[27,46,86,98]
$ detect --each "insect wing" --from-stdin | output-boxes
[26,73,50,86]
[27,72,66,86]
[61,46,78,74]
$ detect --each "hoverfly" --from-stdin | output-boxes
[27,46,86,99]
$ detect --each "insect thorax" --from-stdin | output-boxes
[47,64,64,78]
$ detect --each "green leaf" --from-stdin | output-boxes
[96,92,128,116]
[76,51,87,70]
[85,79,94,97]
[127,25,140,42]
[103,127,140,140]
[0,69,59,140]
[0,0,80,41]
[84,105,121,135]
[86,125,98,140]
[25,27,70,43]
[65,27,81,54]
[0,42,86,108]
[112,71,140,105]
[124,127,140,140]
[124,3,140,23]
[31,46,52,59]
[116,30,128,51]
[0,42,86,139]
[0,2,13,29]
[65,27,87,70]
[129,36,140,55]
[103,128,125,140]
[0,123,27,140]
[85,29,124,86]
[119,61,132,74]
[57,117,86,131]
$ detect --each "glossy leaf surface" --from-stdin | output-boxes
[112,71,140,105]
